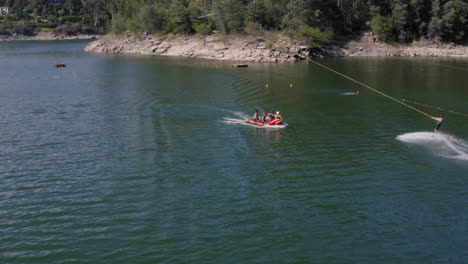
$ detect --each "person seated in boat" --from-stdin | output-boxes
[265,113,273,122]
[431,115,444,132]
[261,112,267,123]
[268,111,283,125]
[252,109,259,121]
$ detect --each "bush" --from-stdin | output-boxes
[59,15,80,24]
[0,26,10,35]
[80,25,96,34]
[244,21,263,36]
[14,23,35,35]
[53,21,80,36]
[4,14,18,22]
[371,15,395,41]
[296,25,333,47]
[36,27,54,32]
[36,22,56,29]
[111,13,126,34]
[193,23,211,35]
[264,30,279,44]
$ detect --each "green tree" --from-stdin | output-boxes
[110,12,126,34]
[245,0,284,30]
[371,14,395,41]
[136,6,159,32]
[296,24,333,46]
[440,0,468,41]
[221,0,245,33]
[428,0,441,38]
[81,0,109,29]
[392,0,409,42]
[407,0,430,39]
[14,22,34,35]
[244,21,263,36]
[166,0,194,34]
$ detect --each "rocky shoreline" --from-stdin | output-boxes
[85,32,467,62]
[319,33,468,58]
[85,33,311,63]
[0,32,99,41]
[3,31,466,60]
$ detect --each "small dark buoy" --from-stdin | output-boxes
[233,64,248,68]
[54,63,66,68]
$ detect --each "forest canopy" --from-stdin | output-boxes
[0,0,466,43]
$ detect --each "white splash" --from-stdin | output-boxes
[340,92,358,96]
[396,132,468,161]
[221,117,251,127]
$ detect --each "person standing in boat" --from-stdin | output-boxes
[275,111,282,121]
[252,109,259,121]
[431,115,444,132]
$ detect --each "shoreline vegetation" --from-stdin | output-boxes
[1,0,466,61]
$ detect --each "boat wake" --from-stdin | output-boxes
[396,132,468,161]
[340,92,357,96]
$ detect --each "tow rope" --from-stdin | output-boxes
[402,98,468,118]
[308,58,435,120]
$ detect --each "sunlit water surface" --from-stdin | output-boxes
[0,41,467,263]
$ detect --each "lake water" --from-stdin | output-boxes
[1,40,467,263]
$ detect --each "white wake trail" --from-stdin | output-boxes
[396,132,468,161]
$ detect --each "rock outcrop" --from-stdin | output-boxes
[85,33,312,63]
[84,32,467,62]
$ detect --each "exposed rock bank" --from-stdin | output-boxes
[85,33,310,63]
[0,32,99,41]
[85,32,467,62]
[318,33,467,57]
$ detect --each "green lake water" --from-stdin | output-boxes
[0,40,467,263]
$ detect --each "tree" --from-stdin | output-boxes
[81,0,109,29]
[371,14,394,41]
[428,0,442,38]
[336,0,367,33]
[296,24,333,46]
[392,0,409,42]
[220,0,245,33]
[440,0,468,41]
[406,0,428,39]
[245,0,284,31]
[166,0,194,34]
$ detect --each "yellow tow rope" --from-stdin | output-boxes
[308,58,435,120]
[402,98,468,118]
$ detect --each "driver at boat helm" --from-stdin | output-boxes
[275,111,282,120]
